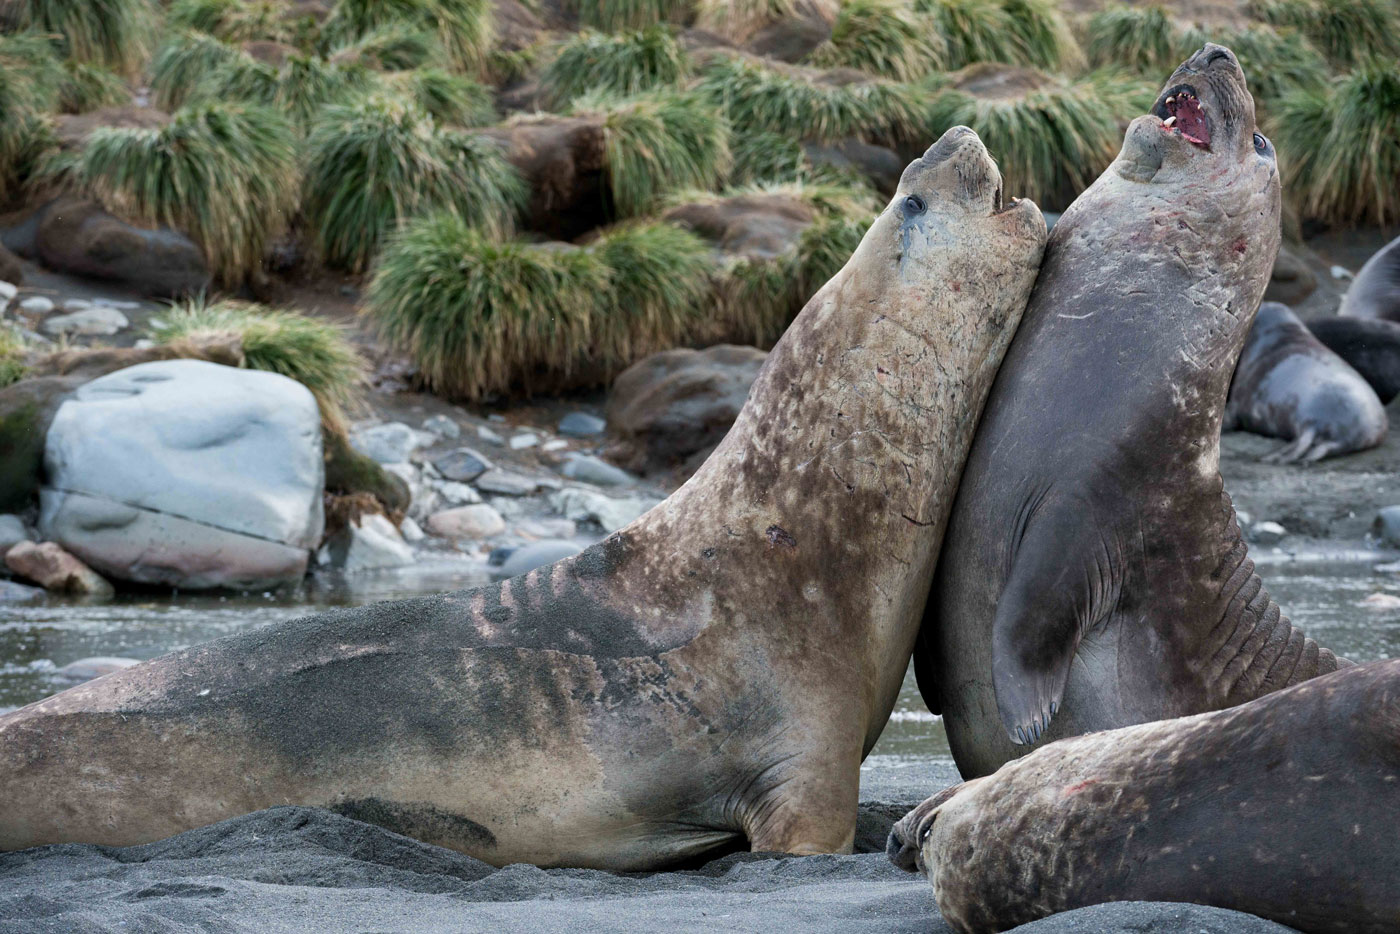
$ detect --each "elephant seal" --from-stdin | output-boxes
[888,659,1400,934]
[1340,234,1400,321]
[0,127,1047,869]
[1225,301,1386,463]
[1307,314,1400,404]
[917,45,1344,779]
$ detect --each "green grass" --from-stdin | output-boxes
[63,101,299,284]
[0,326,27,388]
[303,95,524,271]
[914,0,1013,69]
[194,52,372,127]
[540,27,688,107]
[58,61,129,113]
[1249,0,1400,66]
[807,0,946,81]
[572,0,691,32]
[1083,5,1179,72]
[7,0,156,73]
[574,89,730,217]
[697,55,921,144]
[149,298,365,431]
[366,213,715,398]
[924,66,1131,210]
[0,35,63,198]
[1272,60,1400,227]
[1177,24,1328,106]
[375,67,496,125]
[320,0,493,74]
[998,0,1084,71]
[326,22,438,70]
[796,212,870,297]
[150,31,245,110]
[167,0,292,42]
[694,0,796,42]
[730,129,808,184]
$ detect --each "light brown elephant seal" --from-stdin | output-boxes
[0,126,1046,870]
[889,659,1400,934]
[916,45,1343,778]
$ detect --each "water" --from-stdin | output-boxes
[3,557,1396,774]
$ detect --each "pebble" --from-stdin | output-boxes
[0,580,43,603]
[351,422,427,464]
[430,479,482,506]
[487,414,506,423]
[1359,592,1400,610]
[426,504,506,540]
[133,338,156,350]
[0,282,16,302]
[399,515,425,543]
[497,539,581,577]
[0,513,30,559]
[475,469,540,496]
[422,414,461,440]
[52,657,139,685]
[319,514,415,572]
[560,453,635,487]
[541,439,569,452]
[477,425,505,445]
[509,432,540,450]
[1373,505,1400,548]
[42,306,130,336]
[434,447,492,482]
[558,412,606,437]
[515,518,577,540]
[549,487,659,533]
[18,296,54,314]
[1330,265,1353,281]
[4,541,114,597]
[1234,509,1252,531]
[1250,521,1287,546]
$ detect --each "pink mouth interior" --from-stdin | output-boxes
[1164,90,1210,148]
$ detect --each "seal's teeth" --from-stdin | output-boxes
[1165,95,1176,105]
[1163,116,1177,128]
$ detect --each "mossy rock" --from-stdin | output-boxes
[0,376,83,513]
[323,429,410,517]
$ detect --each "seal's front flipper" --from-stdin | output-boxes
[992,517,1120,745]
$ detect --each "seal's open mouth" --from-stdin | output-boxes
[1153,84,1211,149]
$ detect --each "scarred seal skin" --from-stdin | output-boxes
[889,659,1400,934]
[917,45,1344,779]
[0,127,1046,870]
[1308,314,1400,404]
[1225,301,1386,463]
[1339,234,1400,322]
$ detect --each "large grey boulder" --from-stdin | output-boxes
[40,360,324,590]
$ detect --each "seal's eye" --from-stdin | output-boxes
[919,819,934,844]
[904,195,926,215]
[1253,132,1268,153]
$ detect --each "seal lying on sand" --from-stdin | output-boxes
[1308,314,1400,404]
[888,659,1400,934]
[0,127,1047,869]
[1226,302,1386,463]
[1340,234,1400,321]
[917,45,1344,779]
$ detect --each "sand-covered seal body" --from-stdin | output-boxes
[0,128,1046,870]
[1226,302,1386,462]
[919,46,1343,779]
[889,659,1400,934]
[1340,234,1400,321]
[1308,314,1400,404]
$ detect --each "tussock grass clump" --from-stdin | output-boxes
[1178,25,1327,105]
[1272,61,1400,227]
[0,35,63,195]
[694,0,797,43]
[698,55,920,144]
[168,0,291,42]
[998,0,1084,71]
[573,0,690,33]
[64,101,299,283]
[0,326,27,388]
[304,95,524,271]
[796,212,870,296]
[730,129,808,183]
[196,52,371,127]
[1083,5,1178,72]
[1249,0,1400,66]
[367,213,714,398]
[6,0,156,73]
[808,0,945,81]
[915,0,1013,69]
[576,90,730,217]
[328,22,438,71]
[59,61,129,113]
[924,66,1127,210]
[150,31,245,110]
[150,298,365,431]
[320,0,494,74]
[376,68,495,125]
[541,27,688,107]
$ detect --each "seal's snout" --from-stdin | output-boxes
[921,125,983,165]
[887,823,920,872]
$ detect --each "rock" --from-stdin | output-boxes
[743,6,834,61]
[475,468,540,496]
[422,414,460,439]
[40,306,129,337]
[319,513,415,572]
[40,360,324,590]
[0,513,29,559]
[434,447,493,482]
[18,296,53,314]
[51,656,139,685]
[558,411,606,437]
[1235,509,1253,532]
[509,432,540,450]
[489,496,525,519]
[0,578,43,602]
[496,539,580,577]
[478,115,609,239]
[0,281,17,302]
[430,479,482,506]
[1331,265,1353,281]
[1360,592,1400,609]
[515,517,577,539]
[0,374,86,513]
[323,431,412,517]
[52,107,168,151]
[560,452,635,487]
[1265,243,1317,306]
[803,139,902,195]
[549,487,658,532]
[1374,506,1400,548]
[541,439,569,452]
[664,193,815,262]
[1250,520,1287,546]
[34,197,210,299]
[4,541,114,597]
[0,243,21,286]
[605,345,767,475]
[399,515,425,543]
[477,425,505,445]
[426,504,506,540]
[351,422,427,465]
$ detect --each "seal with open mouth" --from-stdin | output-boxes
[915,45,1345,779]
[888,659,1400,934]
[0,127,1046,869]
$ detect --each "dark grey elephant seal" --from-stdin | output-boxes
[1340,234,1400,321]
[917,45,1344,779]
[0,127,1047,869]
[889,659,1400,934]
[1307,314,1400,404]
[1226,301,1386,463]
